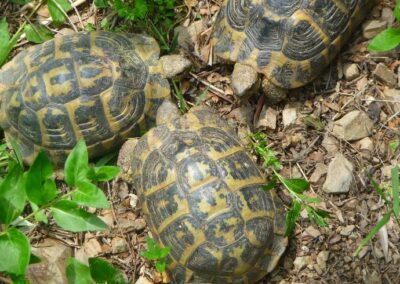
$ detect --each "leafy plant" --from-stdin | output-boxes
[368,0,400,52]
[248,132,329,236]
[354,166,399,256]
[140,237,171,273]
[66,257,129,284]
[0,139,120,281]
[93,0,178,51]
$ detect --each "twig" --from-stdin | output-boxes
[189,72,234,104]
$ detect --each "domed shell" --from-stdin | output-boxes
[131,107,287,283]
[212,0,374,89]
[0,31,170,166]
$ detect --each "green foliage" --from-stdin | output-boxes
[368,1,400,52]
[0,18,18,67]
[24,24,53,44]
[140,237,171,273]
[66,257,129,284]
[94,0,177,51]
[172,80,188,113]
[0,139,121,280]
[248,132,329,236]
[48,0,73,25]
[354,166,400,256]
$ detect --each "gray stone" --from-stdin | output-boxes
[363,20,387,39]
[316,251,329,272]
[293,256,312,271]
[159,54,192,78]
[383,88,400,112]
[381,7,395,26]
[256,106,278,130]
[305,226,321,238]
[322,135,339,154]
[282,107,297,127]
[373,63,397,87]
[27,239,72,284]
[332,111,374,141]
[343,63,360,81]
[231,63,259,97]
[227,103,254,126]
[133,218,147,231]
[111,237,128,254]
[323,154,354,193]
[156,100,181,125]
[135,276,153,284]
[174,20,207,52]
[309,163,328,183]
[356,137,374,152]
[341,225,355,236]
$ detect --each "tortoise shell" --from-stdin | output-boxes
[0,31,170,166]
[212,0,374,89]
[131,107,287,283]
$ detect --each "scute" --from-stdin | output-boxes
[213,0,374,89]
[0,31,169,166]
[131,107,287,283]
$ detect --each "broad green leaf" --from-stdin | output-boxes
[72,181,109,209]
[25,151,57,206]
[395,0,400,23]
[0,164,25,225]
[0,228,30,275]
[24,24,53,44]
[0,18,12,66]
[155,260,167,273]
[94,0,109,8]
[392,166,399,218]
[66,257,93,284]
[368,28,400,52]
[9,274,30,284]
[29,253,41,264]
[9,0,32,4]
[30,202,48,223]
[48,0,72,25]
[284,200,301,236]
[65,139,89,187]
[89,258,128,284]
[159,246,171,258]
[354,211,391,256]
[307,207,329,227]
[9,139,24,168]
[93,166,120,182]
[281,178,310,194]
[95,151,118,167]
[51,200,108,232]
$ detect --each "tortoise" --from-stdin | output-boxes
[0,31,190,166]
[118,101,287,283]
[211,0,375,99]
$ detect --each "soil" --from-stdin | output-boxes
[1,0,399,284]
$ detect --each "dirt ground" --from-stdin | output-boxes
[1,0,399,284]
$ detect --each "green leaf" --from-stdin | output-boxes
[0,164,25,225]
[48,0,72,25]
[72,181,109,209]
[66,257,94,284]
[159,246,171,258]
[284,200,301,236]
[262,180,277,191]
[25,151,57,206]
[9,138,24,167]
[9,274,30,284]
[280,178,310,194]
[368,28,400,52]
[94,0,109,8]
[155,260,167,273]
[29,253,41,264]
[65,139,89,187]
[51,200,108,232]
[24,24,53,44]
[0,228,30,275]
[30,202,48,223]
[354,211,391,256]
[392,166,399,218]
[0,18,12,66]
[93,166,120,182]
[395,0,400,23]
[95,151,118,167]
[89,258,128,284]
[9,0,32,4]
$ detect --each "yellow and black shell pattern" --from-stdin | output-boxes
[212,0,375,89]
[0,31,170,166]
[131,107,287,284]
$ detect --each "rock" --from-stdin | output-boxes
[363,20,387,39]
[282,107,297,127]
[323,154,354,193]
[381,7,395,26]
[133,218,147,231]
[159,54,192,78]
[373,63,397,87]
[256,106,278,130]
[322,135,339,154]
[174,20,207,53]
[83,238,102,257]
[231,63,259,97]
[135,276,153,284]
[293,256,312,271]
[305,226,321,238]
[27,239,72,284]
[309,163,327,184]
[316,251,329,272]
[363,270,381,284]
[111,237,128,254]
[227,103,254,126]
[343,63,359,81]
[356,137,374,152]
[332,111,374,141]
[383,88,400,112]
[341,225,355,236]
